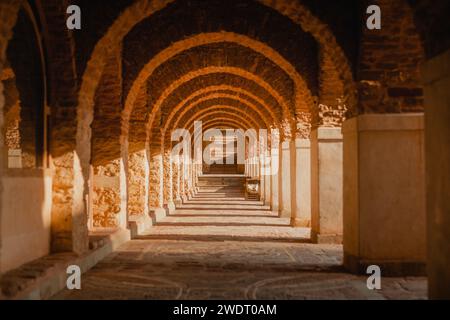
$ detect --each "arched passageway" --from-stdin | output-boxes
[0,0,449,300]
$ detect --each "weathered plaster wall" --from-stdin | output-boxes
[0,170,52,273]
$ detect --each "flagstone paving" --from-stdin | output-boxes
[52,239,426,300]
[52,175,427,300]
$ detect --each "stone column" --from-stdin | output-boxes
[343,114,426,275]
[180,162,186,201]
[291,138,311,227]
[181,158,189,202]
[264,155,271,206]
[148,146,165,219]
[163,149,175,214]
[51,152,89,254]
[280,140,291,218]
[259,153,265,202]
[128,150,149,217]
[423,50,450,298]
[92,157,127,229]
[172,160,182,205]
[311,127,343,243]
[270,133,280,212]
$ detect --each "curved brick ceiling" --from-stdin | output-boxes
[79,0,360,164]
[122,0,319,96]
[76,0,358,161]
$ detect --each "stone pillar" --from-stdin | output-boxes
[92,157,127,229]
[259,153,265,202]
[343,114,426,275]
[280,140,291,218]
[311,127,343,243]
[422,50,450,298]
[163,149,175,214]
[291,138,311,227]
[172,160,182,205]
[180,162,186,201]
[148,147,165,218]
[264,156,271,206]
[270,136,280,212]
[51,152,89,254]
[181,158,189,202]
[128,150,149,217]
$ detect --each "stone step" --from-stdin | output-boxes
[197,182,244,187]
[197,185,244,189]
[185,199,264,205]
[158,215,288,226]
[177,203,271,210]
[191,196,246,201]
[138,224,310,243]
[196,188,244,193]
[172,209,278,216]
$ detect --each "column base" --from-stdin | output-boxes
[164,201,176,214]
[279,209,291,218]
[311,230,342,244]
[149,207,166,222]
[344,253,426,276]
[128,214,153,237]
[290,217,310,228]
[175,197,182,205]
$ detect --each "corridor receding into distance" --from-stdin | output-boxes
[0,0,449,300]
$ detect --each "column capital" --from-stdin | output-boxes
[312,102,347,129]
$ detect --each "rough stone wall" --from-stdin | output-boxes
[148,151,163,209]
[259,0,356,109]
[163,149,173,205]
[2,76,20,154]
[172,159,180,201]
[92,160,121,228]
[315,50,347,127]
[128,150,148,216]
[92,47,122,166]
[357,0,425,114]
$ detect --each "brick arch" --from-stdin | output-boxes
[186,112,256,134]
[356,0,425,115]
[128,73,284,153]
[162,85,279,135]
[142,66,290,143]
[164,93,272,141]
[161,107,259,160]
[179,109,261,141]
[162,85,276,141]
[191,119,251,135]
[257,0,357,110]
[167,100,268,138]
[122,32,314,125]
[202,123,242,132]
[75,0,174,168]
[77,0,353,163]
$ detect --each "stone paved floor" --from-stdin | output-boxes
[53,176,427,300]
[138,209,311,242]
[52,240,427,300]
